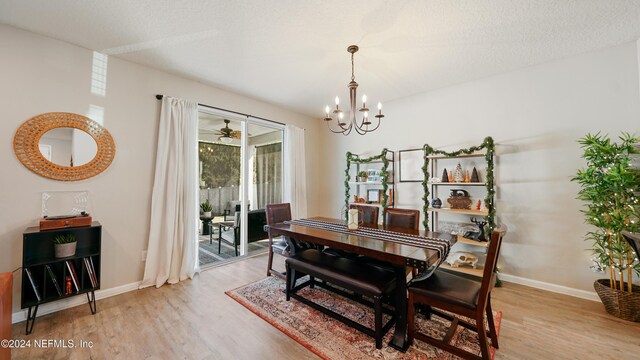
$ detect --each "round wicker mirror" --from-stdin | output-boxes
[13,112,116,181]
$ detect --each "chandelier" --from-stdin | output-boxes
[323,45,384,135]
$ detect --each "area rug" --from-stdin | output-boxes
[198,238,269,266]
[226,276,501,360]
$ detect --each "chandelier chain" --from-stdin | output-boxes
[351,52,355,82]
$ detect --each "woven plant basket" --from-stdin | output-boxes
[594,279,640,322]
[447,196,472,210]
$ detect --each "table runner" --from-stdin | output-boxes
[283,218,455,279]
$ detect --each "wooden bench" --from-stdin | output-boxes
[285,249,397,349]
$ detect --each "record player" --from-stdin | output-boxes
[40,190,93,231]
[40,212,92,231]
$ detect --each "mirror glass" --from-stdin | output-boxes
[38,127,98,167]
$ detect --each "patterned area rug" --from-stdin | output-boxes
[198,237,269,266]
[226,276,501,360]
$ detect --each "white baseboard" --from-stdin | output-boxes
[12,281,141,324]
[499,273,600,302]
[10,272,600,324]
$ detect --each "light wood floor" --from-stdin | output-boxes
[11,254,640,360]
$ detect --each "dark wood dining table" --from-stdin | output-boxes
[267,216,456,351]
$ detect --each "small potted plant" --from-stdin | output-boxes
[357,171,368,182]
[53,233,77,258]
[200,199,213,217]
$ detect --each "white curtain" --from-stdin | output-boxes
[283,124,307,219]
[140,96,199,289]
[248,145,257,210]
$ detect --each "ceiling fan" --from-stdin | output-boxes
[203,119,242,143]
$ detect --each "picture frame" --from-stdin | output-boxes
[367,189,383,203]
[398,148,424,182]
[367,169,381,177]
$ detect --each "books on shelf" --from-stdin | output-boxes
[24,267,42,301]
[83,257,98,288]
[89,257,99,288]
[45,264,63,296]
[65,261,80,292]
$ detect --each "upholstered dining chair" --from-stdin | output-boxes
[621,231,640,260]
[324,204,382,259]
[266,203,293,279]
[354,208,422,272]
[407,228,506,360]
[349,204,380,226]
[384,208,420,230]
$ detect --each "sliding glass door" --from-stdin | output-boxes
[197,109,283,267]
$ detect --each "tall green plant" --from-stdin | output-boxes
[573,133,640,293]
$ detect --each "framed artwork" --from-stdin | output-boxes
[367,189,383,203]
[398,149,424,182]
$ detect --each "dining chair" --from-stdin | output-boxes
[354,208,421,273]
[350,204,380,226]
[266,203,293,279]
[385,208,420,230]
[407,228,506,360]
[324,204,381,259]
[621,231,640,259]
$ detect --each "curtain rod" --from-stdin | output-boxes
[155,94,285,126]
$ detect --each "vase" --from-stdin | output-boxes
[54,242,77,258]
[594,279,640,322]
[204,211,212,218]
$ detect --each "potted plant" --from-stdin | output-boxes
[573,132,640,322]
[357,171,368,182]
[200,199,213,217]
[53,233,77,258]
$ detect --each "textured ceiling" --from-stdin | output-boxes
[2,0,640,118]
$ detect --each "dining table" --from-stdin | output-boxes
[266,216,456,351]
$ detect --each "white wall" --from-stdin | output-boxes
[0,24,323,313]
[319,41,640,295]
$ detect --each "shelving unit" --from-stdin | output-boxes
[428,151,495,277]
[428,207,489,216]
[440,263,484,276]
[346,150,395,223]
[21,222,101,334]
[347,181,386,185]
[456,235,489,247]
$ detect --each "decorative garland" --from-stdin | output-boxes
[344,148,390,219]
[421,137,496,237]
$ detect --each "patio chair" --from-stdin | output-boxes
[219,209,267,256]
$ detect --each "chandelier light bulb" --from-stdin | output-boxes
[362,94,367,103]
[339,112,344,120]
[335,96,340,106]
[377,102,382,110]
[364,111,369,119]
[325,105,330,115]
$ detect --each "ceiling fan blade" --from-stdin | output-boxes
[199,129,223,134]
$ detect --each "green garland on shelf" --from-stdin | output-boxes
[344,149,390,219]
[421,137,496,237]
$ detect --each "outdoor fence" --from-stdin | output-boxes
[199,186,240,215]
